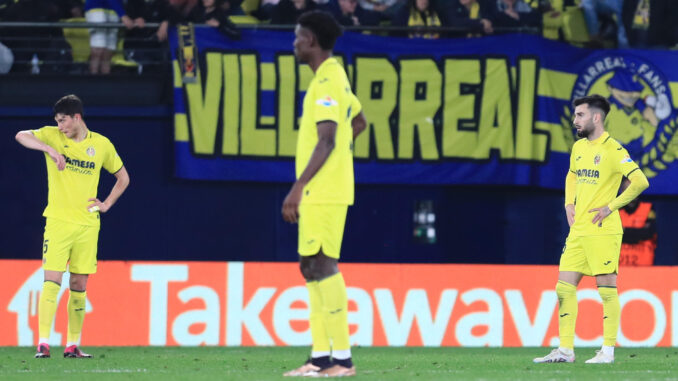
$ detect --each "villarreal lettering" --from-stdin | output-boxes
[181,54,547,162]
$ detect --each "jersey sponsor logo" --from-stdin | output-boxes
[86,147,96,157]
[316,96,338,107]
[594,153,601,165]
[567,55,678,179]
[621,154,633,163]
[576,168,600,178]
[63,154,95,169]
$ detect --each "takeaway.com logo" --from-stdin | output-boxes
[2,261,677,347]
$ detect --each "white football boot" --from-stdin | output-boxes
[585,350,614,364]
[533,348,575,363]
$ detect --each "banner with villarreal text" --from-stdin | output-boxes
[170,28,678,194]
[2,259,678,347]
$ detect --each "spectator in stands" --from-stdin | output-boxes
[0,41,13,74]
[219,0,244,15]
[254,0,279,20]
[622,0,671,48]
[619,197,657,266]
[60,0,85,18]
[1,0,75,73]
[538,0,577,41]
[126,0,170,42]
[191,0,241,39]
[85,0,135,74]
[270,0,317,24]
[580,0,628,48]
[392,0,450,38]
[325,0,381,27]
[168,0,199,23]
[124,0,171,72]
[493,0,541,31]
[448,0,495,37]
[358,0,405,19]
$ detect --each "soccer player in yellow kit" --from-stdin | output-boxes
[15,95,130,359]
[534,94,649,364]
[281,10,366,378]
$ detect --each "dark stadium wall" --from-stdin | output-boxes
[2,110,677,265]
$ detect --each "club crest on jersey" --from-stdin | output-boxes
[316,96,337,107]
[86,147,96,157]
[567,55,677,179]
[594,154,601,165]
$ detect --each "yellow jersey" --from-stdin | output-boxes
[296,57,362,205]
[32,127,123,226]
[569,131,640,236]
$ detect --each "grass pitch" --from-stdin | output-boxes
[1,347,677,380]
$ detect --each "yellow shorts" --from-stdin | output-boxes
[42,218,100,274]
[298,204,348,259]
[559,234,622,276]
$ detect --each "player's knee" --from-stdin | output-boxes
[299,258,315,281]
[597,286,618,301]
[314,253,339,280]
[69,274,88,291]
[556,281,576,300]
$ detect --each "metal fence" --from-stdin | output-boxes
[0,21,539,75]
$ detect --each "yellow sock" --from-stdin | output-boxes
[67,290,87,345]
[317,273,350,353]
[598,286,620,347]
[38,281,61,341]
[307,281,330,354]
[556,280,577,350]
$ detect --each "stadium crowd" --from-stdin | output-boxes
[0,0,677,74]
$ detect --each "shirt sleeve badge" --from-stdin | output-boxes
[316,96,338,107]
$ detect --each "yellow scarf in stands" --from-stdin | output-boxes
[632,0,650,30]
[408,8,441,39]
[469,2,480,19]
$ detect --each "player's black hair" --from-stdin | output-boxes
[573,94,610,120]
[297,10,343,51]
[54,94,84,118]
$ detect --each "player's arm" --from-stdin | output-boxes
[564,147,577,226]
[564,171,576,226]
[14,130,65,170]
[352,111,367,140]
[607,169,649,212]
[282,121,337,223]
[591,167,649,225]
[88,166,130,213]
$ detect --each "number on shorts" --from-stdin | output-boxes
[43,239,49,254]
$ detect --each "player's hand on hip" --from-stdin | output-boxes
[589,205,611,226]
[47,147,65,171]
[565,204,575,227]
[282,183,303,223]
[87,198,109,213]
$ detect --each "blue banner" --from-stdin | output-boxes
[170,28,678,194]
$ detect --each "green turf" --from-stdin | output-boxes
[1,347,677,380]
